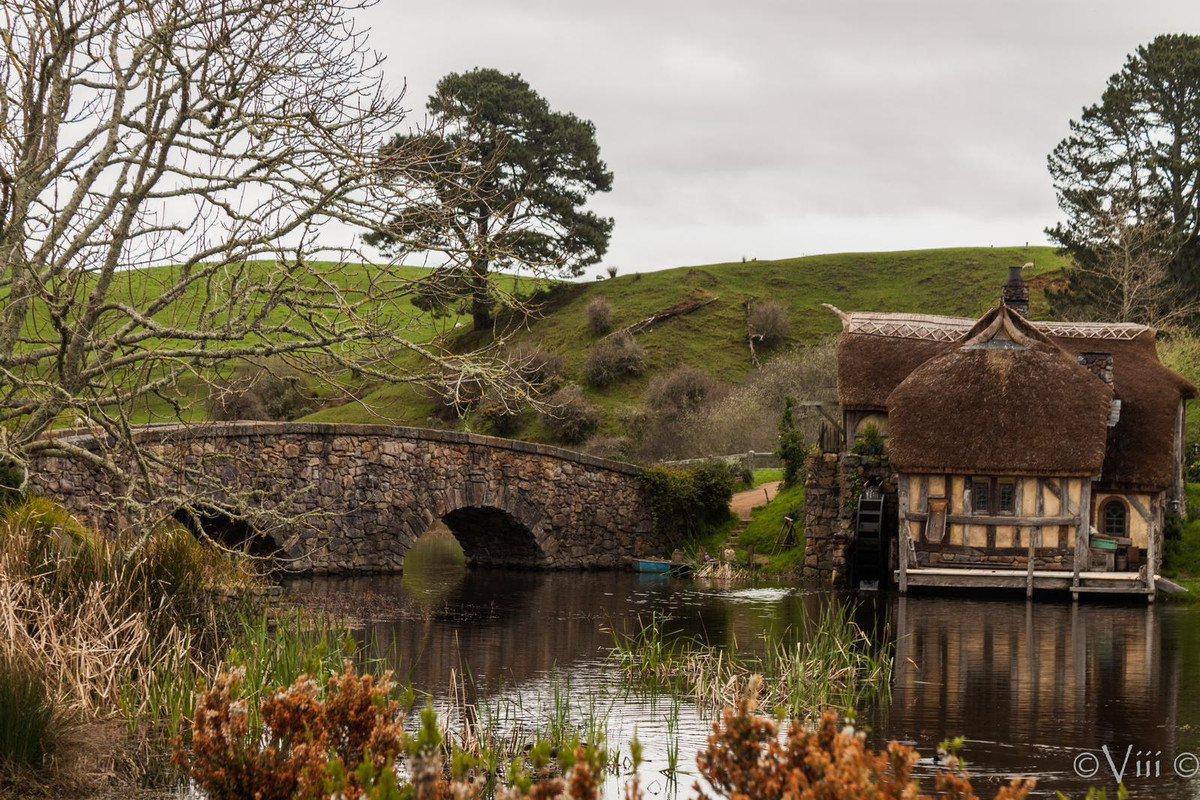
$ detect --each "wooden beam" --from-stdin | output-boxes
[901,511,1079,527]
[1127,494,1152,523]
[897,474,909,594]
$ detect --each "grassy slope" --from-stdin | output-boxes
[307,246,1070,433]
[52,261,477,425]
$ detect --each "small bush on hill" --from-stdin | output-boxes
[647,366,719,418]
[474,395,524,437]
[207,365,316,422]
[584,331,645,388]
[749,299,790,346]
[586,296,612,336]
[636,341,837,462]
[583,434,634,461]
[507,343,566,391]
[541,386,600,444]
[424,367,487,421]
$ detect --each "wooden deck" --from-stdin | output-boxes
[896,567,1157,599]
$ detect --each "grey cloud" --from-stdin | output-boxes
[357,0,1200,271]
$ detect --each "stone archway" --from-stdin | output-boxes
[440,506,547,568]
[173,506,281,558]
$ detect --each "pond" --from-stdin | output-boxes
[285,562,1200,799]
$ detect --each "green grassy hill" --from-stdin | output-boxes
[306,245,1071,436]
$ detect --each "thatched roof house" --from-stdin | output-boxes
[825,265,1196,599]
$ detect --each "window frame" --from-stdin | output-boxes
[1101,498,1129,538]
[969,477,1018,516]
[996,479,1017,516]
[971,479,991,514]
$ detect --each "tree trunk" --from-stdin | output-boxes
[471,213,493,331]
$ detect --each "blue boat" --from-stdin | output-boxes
[631,557,673,574]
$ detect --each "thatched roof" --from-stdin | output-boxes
[885,307,1114,477]
[1054,333,1196,491]
[832,303,1197,489]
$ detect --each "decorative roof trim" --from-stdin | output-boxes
[824,307,1151,342]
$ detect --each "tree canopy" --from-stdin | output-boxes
[1047,34,1200,321]
[366,68,614,330]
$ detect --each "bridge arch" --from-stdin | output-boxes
[26,422,661,574]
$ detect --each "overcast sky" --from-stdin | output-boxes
[357,1,1200,273]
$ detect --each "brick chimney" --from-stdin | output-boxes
[1001,263,1030,317]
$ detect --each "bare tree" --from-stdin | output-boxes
[1061,204,1200,329]
[0,0,532,528]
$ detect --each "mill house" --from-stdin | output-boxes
[826,266,1195,599]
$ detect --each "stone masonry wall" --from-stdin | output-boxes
[26,422,660,574]
[802,451,895,587]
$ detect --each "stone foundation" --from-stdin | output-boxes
[802,451,895,587]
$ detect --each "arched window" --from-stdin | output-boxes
[1102,499,1128,538]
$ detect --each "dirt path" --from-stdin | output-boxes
[730,481,782,521]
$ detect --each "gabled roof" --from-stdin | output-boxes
[832,305,1197,490]
[885,306,1114,478]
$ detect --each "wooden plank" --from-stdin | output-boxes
[918,477,928,513]
[901,511,1078,527]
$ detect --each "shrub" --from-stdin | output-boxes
[424,367,487,421]
[0,461,25,508]
[507,343,566,390]
[775,397,808,487]
[851,423,887,456]
[475,395,524,437]
[207,365,316,422]
[176,664,407,800]
[697,679,1035,800]
[639,460,735,538]
[583,332,645,388]
[0,653,60,773]
[583,434,634,461]
[748,300,790,346]
[540,386,600,444]
[632,341,837,462]
[585,296,613,336]
[606,265,618,279]
[647,367,718,418]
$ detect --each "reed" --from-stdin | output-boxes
[0,652,61,773]
[608,601,893,717]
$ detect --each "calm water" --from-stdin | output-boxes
[285,566,1200,799]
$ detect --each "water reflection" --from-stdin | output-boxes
[284,567,1200,799]
[880,596,1198,798]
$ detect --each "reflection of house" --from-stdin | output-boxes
[828,266,1195,598]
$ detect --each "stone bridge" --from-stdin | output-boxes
[26,422,662,573]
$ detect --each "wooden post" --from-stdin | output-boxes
[1026,529,1035,598]
[897,475,910,594]
[1028,478,1043,598]
[1147,495,1160,601]
[1073,479,1091,591]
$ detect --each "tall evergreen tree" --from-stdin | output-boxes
[366,69,614,330]
[1047,34,1200,319]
